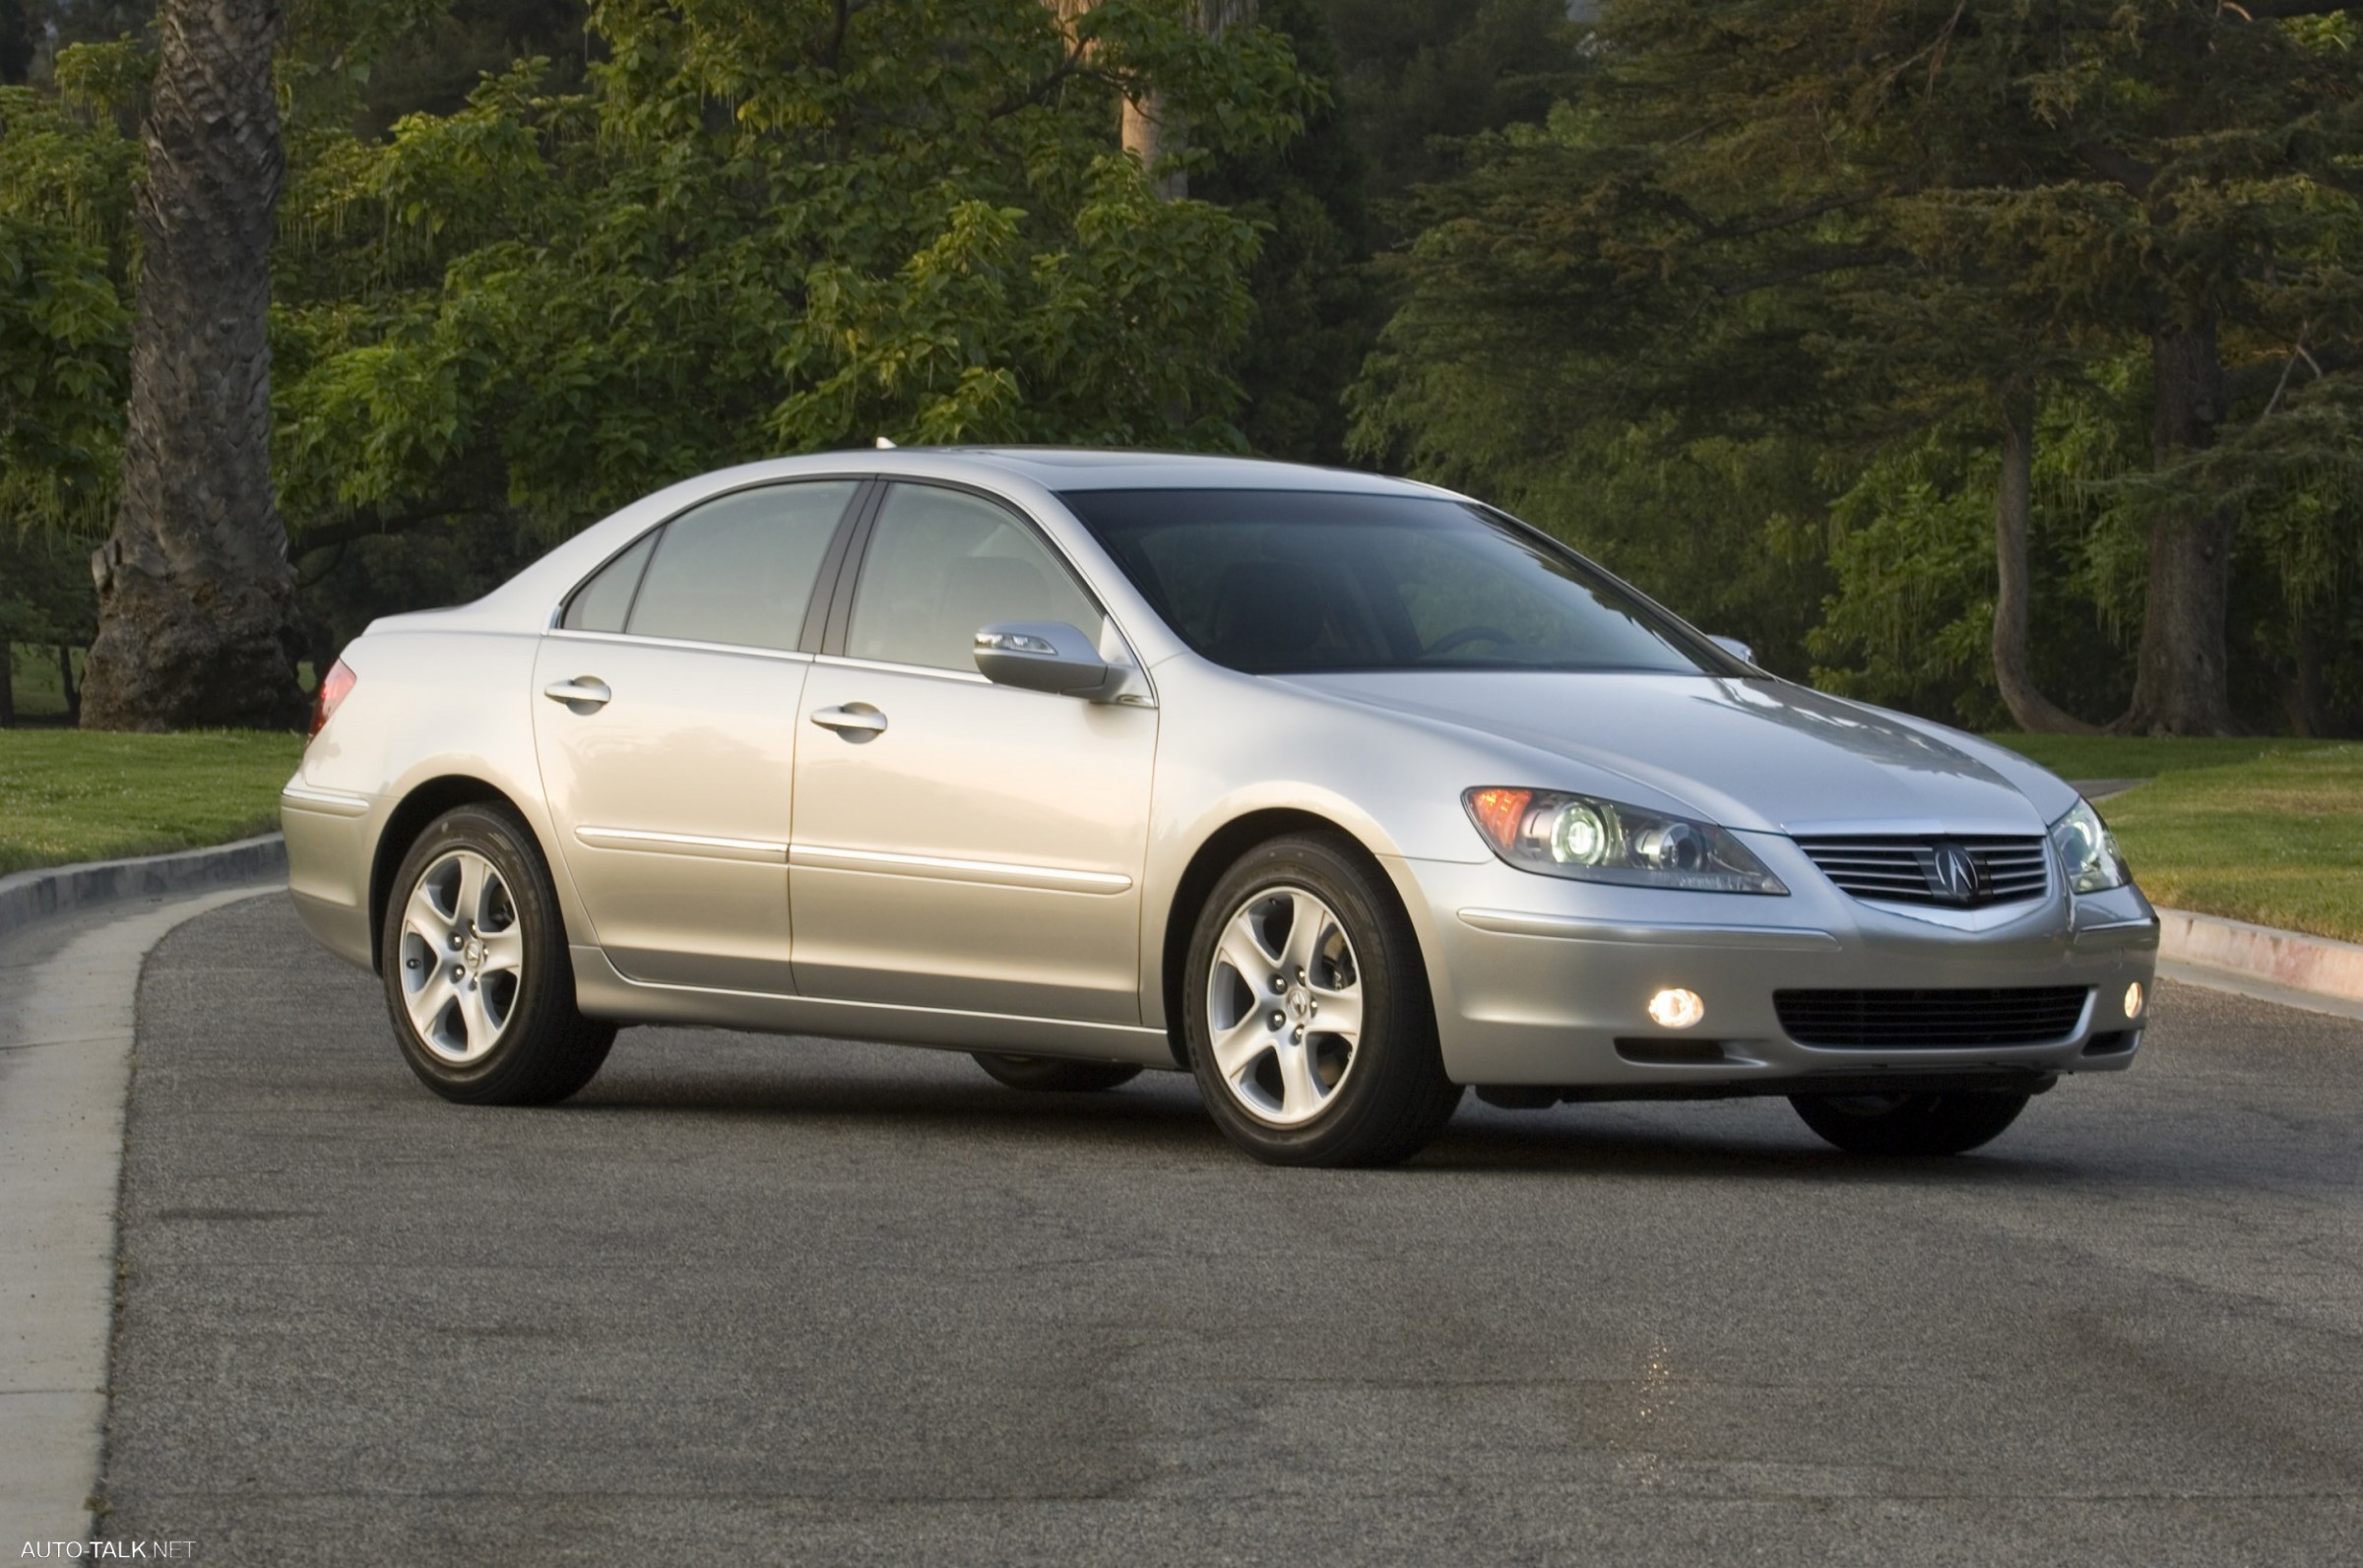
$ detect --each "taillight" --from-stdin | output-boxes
[309,658,356,742]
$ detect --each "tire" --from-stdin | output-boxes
[1182,834,1462,1166]
[1789,1090,2030,1156]
[379,803,616,1105]
[971,1053,1143,1093]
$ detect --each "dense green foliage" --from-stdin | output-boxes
[1357,0,2363,734]
[5,0,2362,740]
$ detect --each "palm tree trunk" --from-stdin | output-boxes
[79,0,303,732]
[1990,386,2095,734]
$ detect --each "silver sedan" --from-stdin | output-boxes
[282,450,2158,1164]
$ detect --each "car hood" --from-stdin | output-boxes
[1282,671,2071,837]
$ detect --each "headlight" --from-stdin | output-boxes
[2051,797,2129,894]
[1463,787,1787,894]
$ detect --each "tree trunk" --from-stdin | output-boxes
[57,645,79,724]
[1990,386,2096,734]
[79,0,304,733]
[1116,0,1255,200]
[0,644,14,728]
[2115,320,2240,735]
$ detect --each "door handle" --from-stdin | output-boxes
[543,677,612,709]
[810,703,887,736]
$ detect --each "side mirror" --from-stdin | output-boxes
[973,621,1117,699]
[1708,635,1756,664]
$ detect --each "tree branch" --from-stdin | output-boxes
[289,506,494,556]
[1711,247,1908,298]
[2233,1,2363,19]
[2075,141,2157,196]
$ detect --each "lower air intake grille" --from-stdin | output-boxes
[1792,835,2050,908]
[1774,987,2089,1047]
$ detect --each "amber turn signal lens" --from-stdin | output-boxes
[1466,786,1532,851]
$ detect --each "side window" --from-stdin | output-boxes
[560,532,657,633]
[620,480,860,653]
[845,484,1105,672]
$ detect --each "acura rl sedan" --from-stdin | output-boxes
[282,449,2158,1164]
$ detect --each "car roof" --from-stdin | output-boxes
[890,447,1445,496]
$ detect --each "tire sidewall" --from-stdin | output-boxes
[1183,835,1443,1163]
[380,803,574,1100]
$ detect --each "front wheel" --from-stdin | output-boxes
[1789,1090,2030,1156]
[1183,835,1461,1166]
[971,1053,1142,1093]
[380,803,615,1105]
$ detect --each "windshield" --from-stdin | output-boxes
[1057,488,1743,676]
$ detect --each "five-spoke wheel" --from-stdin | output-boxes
[1184,834,1460,1165]
[397,848,526,1064]
[380,804,615,1105]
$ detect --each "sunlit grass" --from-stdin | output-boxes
[0,729,303,878]
[1989,734,2363,944]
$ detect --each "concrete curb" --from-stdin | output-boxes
[2155,906,2363,1006]
[0,834,287,946]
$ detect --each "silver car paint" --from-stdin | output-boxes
[283,448,2157,1088]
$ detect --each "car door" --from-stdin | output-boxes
[534,478,863,992]
[790,481,1159,1024]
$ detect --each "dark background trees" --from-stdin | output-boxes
[1,0,2358,735]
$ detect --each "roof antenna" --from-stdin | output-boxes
[875,436,897,449]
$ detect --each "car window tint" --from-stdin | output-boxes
[623,481,859,652]
[846,484,1104,672]
[1059,488,1732,676]
[561,532,658,633]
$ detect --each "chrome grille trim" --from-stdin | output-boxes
[1792,834,2050,909]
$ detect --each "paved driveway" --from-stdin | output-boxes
[98,895,2362,1564]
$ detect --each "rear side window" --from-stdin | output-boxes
[560,532,658,633]
[845,483,1104,672]
[564,480,859,653]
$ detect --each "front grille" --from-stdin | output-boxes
[1793,835,2050,908]
[1774,987,2089,1047]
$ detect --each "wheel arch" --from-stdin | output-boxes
[1157,809,1426,1069]
[367,776,534,972]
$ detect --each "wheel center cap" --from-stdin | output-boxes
[464,937,483,971]
[1287,986,1312,1024]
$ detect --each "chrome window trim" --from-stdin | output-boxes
[790,843,1133,895]
[810,652,990,686]
[543,628,819,665]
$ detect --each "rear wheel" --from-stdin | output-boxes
[380,803,615,1105]
[1789,1090,2030,1156]
[1184,835,1461,1166]
[971,1053,1141,1093]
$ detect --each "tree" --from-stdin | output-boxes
[1355,0,2363,734]
[266,0,1308,554]
[80,0,305,729]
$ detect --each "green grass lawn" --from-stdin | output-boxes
[0,729,304,878]
[1989,733,2363,945]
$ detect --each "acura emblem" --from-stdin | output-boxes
[1926,843,1983,905]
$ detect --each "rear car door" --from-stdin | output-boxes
[534,478,863,992]
[789,481,1159,1024]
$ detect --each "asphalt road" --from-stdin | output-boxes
[98,894,2362,1565]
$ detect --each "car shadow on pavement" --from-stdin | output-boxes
[552,1047,2073,1182]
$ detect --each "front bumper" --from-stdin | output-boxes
[1394,832,2157,1092]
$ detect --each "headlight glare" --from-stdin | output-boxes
[2050,797,2129,894]
[1464,787,1786,895]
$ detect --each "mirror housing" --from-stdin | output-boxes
[973,621,1118,699]
[1708,634,1756,665]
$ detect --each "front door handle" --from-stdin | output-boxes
[543,677,612,710]
[810,703,887,737]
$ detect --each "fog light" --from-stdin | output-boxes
[1647,987,1705,1030]
[2123,981,2144,1019]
